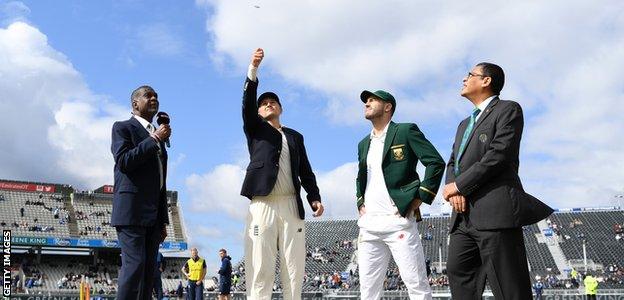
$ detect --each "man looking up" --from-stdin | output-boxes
[241,48,324,300]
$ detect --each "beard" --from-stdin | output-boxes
[365,109,382,120]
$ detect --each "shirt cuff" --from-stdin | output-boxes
[453,182,463,195]
[247,64,258,82]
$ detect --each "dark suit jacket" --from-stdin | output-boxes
[240,78,321,220]
[446,97,552,231]
[356,122,445,217]
[111,117,169,227]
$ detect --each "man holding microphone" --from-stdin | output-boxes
[111,85,170,299]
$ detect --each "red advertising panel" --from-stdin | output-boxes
[102,185,114,194]
[0,181,56,193]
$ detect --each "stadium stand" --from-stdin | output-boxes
[0,187,72,238]
[229,209,624,296]
[3,178,623,298]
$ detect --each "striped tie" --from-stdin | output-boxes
[454,108,481,176]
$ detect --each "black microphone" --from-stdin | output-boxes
[156,111,171,148]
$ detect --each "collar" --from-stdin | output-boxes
[370,121,391,139]
[476,95,497,112]
[133,114,154,130]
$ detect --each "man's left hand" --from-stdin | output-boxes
[449,195,467,213]
[443,183,460,200]
[409,198,422,212]
[311,201,324,217]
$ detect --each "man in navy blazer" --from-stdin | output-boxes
[242,48,324,300]
[111,85,171,300]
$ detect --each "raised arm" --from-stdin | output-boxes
[242,48,265,134]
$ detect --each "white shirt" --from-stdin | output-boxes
[363,122,398,216]
[133,115,164,189]
[268,127,296,196]
[358,121,413,232]
[475,95,497,121]
[248,64,258,81]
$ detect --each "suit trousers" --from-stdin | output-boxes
[244,195,306,300]
[116,225,161,300]
[447,213,532,300]
[188,280,204,300]
[358,218,432,300]
[153,275,163,300]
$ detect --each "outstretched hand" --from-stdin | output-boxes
[251,48,264,68]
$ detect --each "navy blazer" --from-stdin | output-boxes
[110,117,169,227]
[240,78,321,220]
[446,98,552,231]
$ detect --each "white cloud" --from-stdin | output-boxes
[200,0,624,209]
[0,21,127,188]
[202,1,621,123]
[186,164,248,219]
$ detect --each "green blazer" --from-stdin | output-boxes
[356,122,445,217]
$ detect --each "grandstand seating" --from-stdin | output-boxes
[230,210,624,293]
[1,182,185,243]
[548,210,624,288]
[523,224,560,276]
[0,189,71,237]
[3,176,622,297]
[72,192,183,242]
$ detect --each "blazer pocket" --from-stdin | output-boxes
[117,184,138,193]
[247,161,264,170]
[400,179,421,192]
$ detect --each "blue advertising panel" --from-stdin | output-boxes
[11,236,187,250]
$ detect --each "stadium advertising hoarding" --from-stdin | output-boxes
[0,181,55,193]
[101,185,113,194]
[8,296,116,300]
[10,236,187,250]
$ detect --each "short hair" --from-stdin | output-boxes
[476,62,505,95]
[219,248,227,254]
[130,85,154,106]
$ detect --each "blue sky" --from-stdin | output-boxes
[1,0,623,270]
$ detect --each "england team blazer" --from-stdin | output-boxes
[240,77,321,220]
[446,97,553,231]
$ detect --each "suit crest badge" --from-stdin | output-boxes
[479,133,488,143]
[392,146,405,161]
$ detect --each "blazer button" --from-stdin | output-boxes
[275,163,279,167]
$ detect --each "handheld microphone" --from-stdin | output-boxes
[156,111,171,148]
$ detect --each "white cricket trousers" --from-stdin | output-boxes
[244,195,306,300]
[358,219,432,300]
